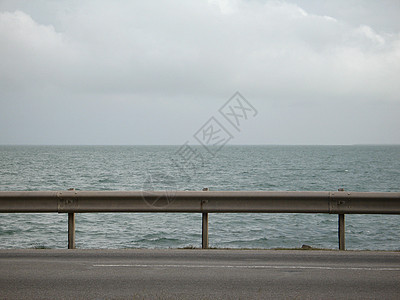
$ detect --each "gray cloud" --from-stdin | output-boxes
[0,0,399,144]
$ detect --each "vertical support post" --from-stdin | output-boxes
[68,212,75,249]
[67,188,76,249]
[337,188,345,250]
[202,213,209,249]
[338,214,345,250]
[202,188,209,249]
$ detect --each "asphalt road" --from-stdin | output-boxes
[0,249,399,299]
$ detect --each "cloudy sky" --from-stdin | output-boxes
[0,0,399,145]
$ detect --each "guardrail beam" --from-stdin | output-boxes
[1,191,399,214]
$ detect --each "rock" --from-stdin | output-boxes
[301,244,312,250]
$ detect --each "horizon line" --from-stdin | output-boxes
[0,143,399,146]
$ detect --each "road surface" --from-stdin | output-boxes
[1,249,399,299]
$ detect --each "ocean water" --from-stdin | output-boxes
[0,145,399,250]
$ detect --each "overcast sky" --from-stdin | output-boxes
[0,0,399,145]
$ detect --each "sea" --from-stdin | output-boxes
[0,145,399,250]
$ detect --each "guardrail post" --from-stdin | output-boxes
[338,214,345,250]
[67,188,76,249]
[337,188,345,250]
[202,188,209,249]
[68,212,75,249]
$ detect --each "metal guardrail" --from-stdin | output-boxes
[1,190,399,250]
